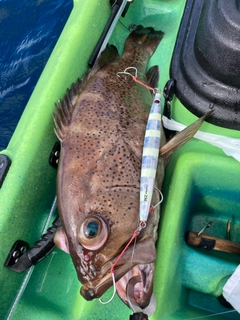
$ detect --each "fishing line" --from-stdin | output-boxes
[183,309,237,320]
[119,20,137,31]
[111,228,142,273]
[98,226,141,305]
[99,191,162,305]
[98,225,142,305]
[129,222,139,272]
[110,188,162,273]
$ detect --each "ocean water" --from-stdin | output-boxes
[0,0,73,151]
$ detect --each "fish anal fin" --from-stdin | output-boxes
[159,110,214,158]
[146,65,159,90]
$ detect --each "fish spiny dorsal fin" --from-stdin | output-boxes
[53,77,83,141]
[53,45,119,141]
[146,65,159,90]
[159,110,214,158]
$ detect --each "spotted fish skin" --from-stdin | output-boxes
[53,26,164,300]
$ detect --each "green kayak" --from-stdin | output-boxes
[1,0,240,319]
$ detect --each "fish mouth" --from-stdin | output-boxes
[80,238,156,306]
[116,263,156,313]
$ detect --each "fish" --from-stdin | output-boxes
[53,25,212,311]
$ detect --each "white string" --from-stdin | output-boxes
[99,271,116,305]
[183,309,237,320]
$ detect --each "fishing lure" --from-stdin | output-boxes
[139,91,162,223]
[117,66,163,224]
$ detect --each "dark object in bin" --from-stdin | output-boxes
[186,231,240,254]
[0,154,11,188]
[4,216,61,273]
[129,312,148,320]
[171,0,240,130]
[49,141,61,168]
[163,79,176,141]
[218,294,233,309]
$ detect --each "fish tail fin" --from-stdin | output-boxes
[124,25,164,57]
[159,110,214,158]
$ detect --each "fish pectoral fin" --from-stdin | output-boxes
[146,65,159,91]
[159,110,214,158]
[53,226,69,254]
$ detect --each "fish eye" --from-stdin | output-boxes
[77,215,109,250]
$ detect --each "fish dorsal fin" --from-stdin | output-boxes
[53,45,119,141]
[146,65,159,90]
[53,76,88,141]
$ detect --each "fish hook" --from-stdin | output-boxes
[153,187,163,209]
[116,66,138,78]
[116,66,158,92]
[99,270,117,305]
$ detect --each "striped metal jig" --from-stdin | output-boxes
[116,67,162,224]
[139,91,162,222]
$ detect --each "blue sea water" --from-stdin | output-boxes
[0,0,73,151]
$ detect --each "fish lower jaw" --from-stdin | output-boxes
[79,257,138,301]
[80,268,113,301]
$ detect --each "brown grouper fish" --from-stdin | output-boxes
[53,26,211,311]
